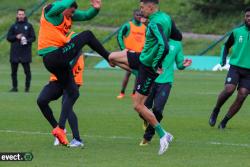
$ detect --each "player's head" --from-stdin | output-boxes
[133,9,142,22]
[244,7,250,27]
[63,2,78,18]
[16,8,26,22]
[140,0,159,18]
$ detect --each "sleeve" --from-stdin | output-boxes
[6,25,17,43]
[220,32,234,66]
[170,20,182,41]
[27,24,36,44]
[72,7,99,21]
[150,23,169,71]
[117,23,130,50]
[175,44,185,70]
[45,0,75,17]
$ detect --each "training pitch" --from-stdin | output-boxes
[0,64,249,167]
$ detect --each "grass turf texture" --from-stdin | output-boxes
[0,64,249,167]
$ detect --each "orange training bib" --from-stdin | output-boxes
[38,7,72,50]
[124,21,146,52]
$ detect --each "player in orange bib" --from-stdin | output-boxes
[116,9,146,99]
[37,32,85,147]
[37,0,110,146]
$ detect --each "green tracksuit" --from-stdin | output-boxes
[139,11,172,72]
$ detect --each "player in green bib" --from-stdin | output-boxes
[140,40,191,145]
[209,7,250,129]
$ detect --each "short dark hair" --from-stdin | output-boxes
[245,7,250,13]
[70,2,78,9]
[17,8,25,13]
[142,0,159,4]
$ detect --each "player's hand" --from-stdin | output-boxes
[183,59,192,67]
[91,0,102,9]
[16,34,23,39]
[156,67,163,74]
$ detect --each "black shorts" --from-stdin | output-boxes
[145,82,172,112]
[225,65,250,91]
[136,63,159,96]
[127,51,140,70]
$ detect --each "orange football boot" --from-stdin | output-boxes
[52,126,69,146]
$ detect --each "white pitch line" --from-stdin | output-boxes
[208,141,250,148]
[0,129,249,148]
[0,129,135,140]
[0,130,50,135]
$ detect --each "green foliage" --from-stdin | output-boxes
[0,0,245,36]
[191,0,250,16]
[0,0,245,63]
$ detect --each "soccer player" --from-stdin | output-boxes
[109,0,182,155]
[209,7,250,129]
[37,32,84,148]
[37,0,110,146]
[140,40,192,146]
[116,9,146,99]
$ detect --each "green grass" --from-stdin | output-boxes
[0,0,39,34]
[182,38,221,55]
[0,63,250,167]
